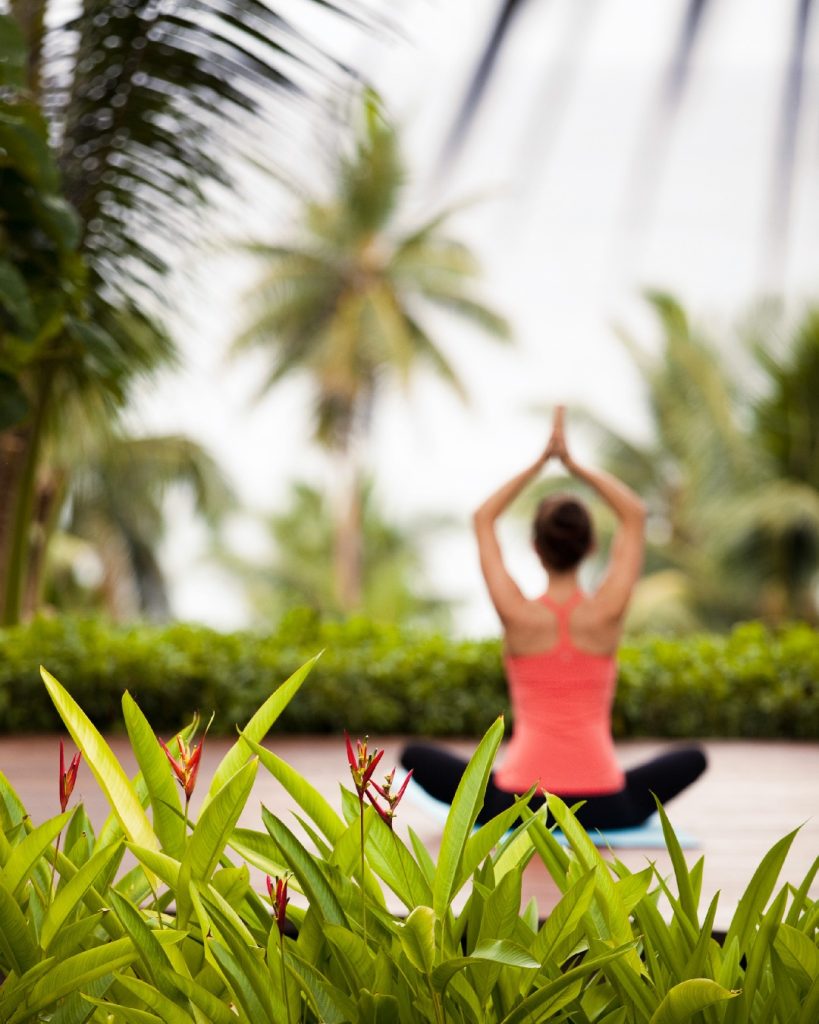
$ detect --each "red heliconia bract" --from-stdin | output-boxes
[266,874,290,936]
[366,767,413,829]
[59,740,82,813]
[345,731,384,800]
[159,716,210,804]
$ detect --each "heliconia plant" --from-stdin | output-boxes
[0,655,816,1022]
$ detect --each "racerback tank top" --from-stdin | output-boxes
[494,591,625,795]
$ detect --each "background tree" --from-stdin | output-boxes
[590,294,819,630]
[236,92,511,612]
[42,433,232,620]
[1,1,369,622]
[225,479,452,628]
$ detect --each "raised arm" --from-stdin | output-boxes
[550,407,646,619]
[473,448,550,625]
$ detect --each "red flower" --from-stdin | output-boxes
[345,732,384,800]
[266,874,290,936]
[59,741,82,813]
[366,767,413,830]
[160,713,211,803]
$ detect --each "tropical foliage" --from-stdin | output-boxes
[225,479,452,628]
[1,615,817,739]
[44,433,233,620]
[236,92,511,611]
[0,662,818,1021]
[0,0,368,624]
[590,294,819,630]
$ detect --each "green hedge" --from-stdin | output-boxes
[0,612,817,738]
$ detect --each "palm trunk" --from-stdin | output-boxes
[9,0,46,93]
[0,428,31,621]
[2,377,50,625]
[333,450,363,613]
[22,469,66,619]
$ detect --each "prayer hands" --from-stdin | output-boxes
[543,406,570,465]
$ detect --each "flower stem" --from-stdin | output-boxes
[279,931,293,1024]
[359,796,367,946]
[49,830,62,901]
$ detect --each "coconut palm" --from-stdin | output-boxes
[226,479,453,628]
[236,92,511,611]
[0,0,371,622]
[589,294,819,629]
[46,433,232,620]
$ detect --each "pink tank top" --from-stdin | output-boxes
[494,592,625,795]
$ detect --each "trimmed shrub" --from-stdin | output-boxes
[0,612,817,738]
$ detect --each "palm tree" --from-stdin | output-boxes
[589,294,819,629]
[0,0,372,622]
[45,433,232,620]
[236,92,511,611]
[226,479,453,628]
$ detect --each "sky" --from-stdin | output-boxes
[131,0,819,635]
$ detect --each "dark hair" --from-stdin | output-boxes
[532,494,594,571]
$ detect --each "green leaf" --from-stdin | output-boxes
[364,813,432,910]
[655,799,699,927]
[547,794,644,975]
[80,999,162,1024]
[186,759,257,882]
[0,878,39,974]
[285,949,357,1024]
[723,827,799,955]
[0,15,26,87]
[239,729,345,844]
[498,943,636,1024]
[432,717,505,918]
[325,924,374,990]
[41,668,159,857]
[110,976,196,1024]
[648,979,737,1024]
[0,372,29,431]
[108,890,176,996]
[0,262,36,336]
[160,968,238,1024]
[399,905,436,973]
[122,691,186,858]
[1,811,70,898]
[202,654,319,812]
[531,868,596,964]
[262,808,347,927]
[177,759,258,925]
[457,791,536,892]
[775,922,819,982]
[14,937,138,1020]
[125,845,181,889]
[40,840,123,951]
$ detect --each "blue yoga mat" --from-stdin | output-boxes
[403,777,698,850]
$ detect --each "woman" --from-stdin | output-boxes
[402,407,706,829]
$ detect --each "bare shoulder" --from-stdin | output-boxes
[503,598,558,655]
[570,594,624,655]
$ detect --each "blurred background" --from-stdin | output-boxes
[3,0,819,639]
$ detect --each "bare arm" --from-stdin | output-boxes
[473,450,549,625]
[550,407,646,618]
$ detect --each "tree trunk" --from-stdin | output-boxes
[22,469,66,619]
[2,378,50,625]
[333,449,363,613]
[0,428,31,621]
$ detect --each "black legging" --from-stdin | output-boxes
[400,743,707,830]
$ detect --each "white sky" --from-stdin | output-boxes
[132,0,819,634]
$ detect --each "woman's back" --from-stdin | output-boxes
[495,592,625,794]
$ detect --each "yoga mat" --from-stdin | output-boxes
[403,776,699,850]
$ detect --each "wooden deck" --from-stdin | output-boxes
[3,734,817,933]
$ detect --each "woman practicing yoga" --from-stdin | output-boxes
[402,407,706,829]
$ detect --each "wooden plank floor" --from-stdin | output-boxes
[2,734,817,933]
